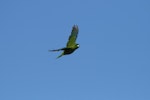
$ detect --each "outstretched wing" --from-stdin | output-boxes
[66,25,79,48]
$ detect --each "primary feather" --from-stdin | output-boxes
[67,25,79,48]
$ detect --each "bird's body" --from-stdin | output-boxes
[49,25,79,58]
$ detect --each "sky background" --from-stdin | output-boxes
[0,0,150,100]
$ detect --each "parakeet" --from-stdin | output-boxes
[49,25,79,58]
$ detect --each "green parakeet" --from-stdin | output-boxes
[49,25,79,58]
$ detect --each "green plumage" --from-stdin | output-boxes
[49,25,79,58]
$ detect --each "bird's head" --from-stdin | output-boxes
[76,44,80,49]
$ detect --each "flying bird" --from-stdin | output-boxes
[49,25,79,58]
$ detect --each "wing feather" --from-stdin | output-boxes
[67,25,79,48]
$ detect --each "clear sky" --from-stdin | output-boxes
[0,0,150,100]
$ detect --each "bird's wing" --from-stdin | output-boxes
[66,25,79,48]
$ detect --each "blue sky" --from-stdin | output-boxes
[0,0,150,100]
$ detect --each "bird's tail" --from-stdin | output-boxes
[48,47,66,52]
[49,48,65,59]
[57,53,64,59]
[48,49,60,52]
[48,49,62,52]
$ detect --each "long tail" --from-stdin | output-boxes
[48,49,61,52]
[48,48,65,52]
[49,48,65,59]
[57,53,64,58]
